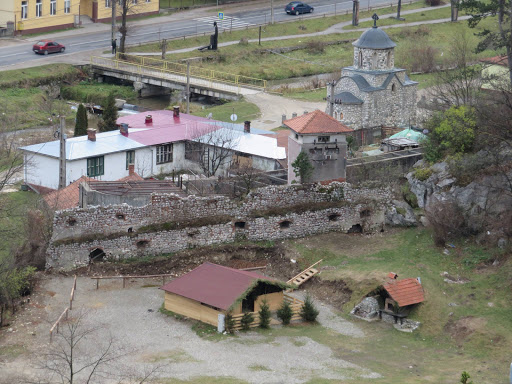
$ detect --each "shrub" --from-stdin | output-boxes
[306,41,324,54]
[97,92,118,132]
[401,184,418,208]
[74,103,88,137]
[460,371,473,384]
[277,301,293,325]
[240,312,254,331]
[425,198,467,246]
[258,299,271,329]
[300,295,319,322]
[225,312,235,333]
[414,167,433,181]
[239,37,249,45]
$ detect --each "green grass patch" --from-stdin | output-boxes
[187,99,260,123]
[248,364,272,371]
[146,348,200,363]
[0,191,40,264]
[0,64,80,89]
[343,5,455,30]
[160,0,216,8]
[281,87,327,102]
[0,344,26,359]
[156,377,248,384]
[286,228,512,383]
[61,81,137,105]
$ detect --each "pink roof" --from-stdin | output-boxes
[116,110,221,146]
[160,262,280,310]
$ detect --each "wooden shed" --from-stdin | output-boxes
[159,263,287,327]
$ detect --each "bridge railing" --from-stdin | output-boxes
[117,53,267,90]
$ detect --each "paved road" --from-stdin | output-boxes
[0,0,395,69]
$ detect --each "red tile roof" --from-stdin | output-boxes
[383,278,425,307]
[160,262,281,310]
[283,110,353,135]
[480,55,509,67]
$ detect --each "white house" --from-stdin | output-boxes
[20,108,286,190]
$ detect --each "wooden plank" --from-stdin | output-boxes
[286,259,323,286]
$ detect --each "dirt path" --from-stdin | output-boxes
[0,274,377,383]
[245,92,326,130]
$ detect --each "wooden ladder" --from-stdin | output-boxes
[287,259,323,287]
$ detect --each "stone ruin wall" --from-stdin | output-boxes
[47,183,392,270]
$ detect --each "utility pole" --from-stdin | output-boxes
[58,116,67,190]
[111,0,116,42]
[186,61,190,114]
[271,0,274,24]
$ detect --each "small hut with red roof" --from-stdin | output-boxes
[160,263,287,327]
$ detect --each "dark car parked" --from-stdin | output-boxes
[285,1,314,15]
[32,39,66,55]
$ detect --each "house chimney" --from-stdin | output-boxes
[244,121,250,134]
[128,163,135,176]
[303,111,308,115]
[119,123,129,136]
[292,112,297,118]
[387,272,398,280]
[328,81,335,117]
[87,128,96,142]
[173,106,180,118]
[145,115,152,124]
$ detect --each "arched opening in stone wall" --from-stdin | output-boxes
[372,52,378,69]
[116,213,126,220]
[279,220,292,229]
[128,227,133,233]
[391,83,396,92]
[89,248,105,263]
[387,51,392,67]
[358,51,363,67]
[347,224,363,233]
[136,240,150,248]
[328,213,341,221]
[67,217,77,226]
[234,221,246,229]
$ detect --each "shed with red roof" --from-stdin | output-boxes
[160,262,287,326]
[382,277,425,310]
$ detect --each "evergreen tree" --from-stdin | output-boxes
[240,312,254,331]
[74,103,88,137]
[258,299,271,329]
[98,93,118,132]
[291,151,314,183]
[300,295,319,322]
[276,300,293,325]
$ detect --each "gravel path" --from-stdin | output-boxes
[0,275,378,383]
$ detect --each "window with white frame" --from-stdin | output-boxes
[64,0,71,13]
[50,0,56,15]
[36,0,42,17]
[21,1,27,19]
[105,0,111,7]
[126,150,135,170]
[156,144,173,164]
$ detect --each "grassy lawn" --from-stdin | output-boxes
[0,191,40,264]
[61,81,137,105]
[343,5,456,29]
[0,64,80,89]
[280,87,327,102]
[186,98,260,122]
[160,0,216,8]
[280,228,511,383]
[128,1,427,54]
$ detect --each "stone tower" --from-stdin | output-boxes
[326,15,418,131]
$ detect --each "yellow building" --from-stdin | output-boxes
[81,0,159,23]
[0,0,158,35]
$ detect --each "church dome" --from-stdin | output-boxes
[352,27,396,49]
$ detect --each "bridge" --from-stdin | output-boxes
[90,54,266,100]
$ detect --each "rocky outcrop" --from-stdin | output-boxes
[406,152,512,242]
[350,297,380,321]
[385,200,417,227]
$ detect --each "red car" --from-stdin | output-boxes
[32,39,65,55]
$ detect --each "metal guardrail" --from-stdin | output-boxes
[90,55,266,94]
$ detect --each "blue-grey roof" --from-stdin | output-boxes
[353,27,396,50]
[203,121,275,136]
[20,129,147,160]
[341,73,418,94]
[332,92,364,105]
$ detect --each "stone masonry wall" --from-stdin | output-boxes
[47,183,391,270]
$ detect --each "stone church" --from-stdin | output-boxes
[326,16,418,131]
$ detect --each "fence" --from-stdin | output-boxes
[91,274,174,289]
[230,294,304,331]
[49,275,77,342]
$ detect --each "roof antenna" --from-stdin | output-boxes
[372,13,379,28]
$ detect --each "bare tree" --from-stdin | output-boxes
[0,107,28,193]
[191,126,238,177]
[117,0,144,54]
[429,30,482,108]
[35,310,126,384]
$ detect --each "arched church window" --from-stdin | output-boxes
[387,51,392,67]
[334,111,338,120]
[372,52,378,69]
[338,112,343,121]
[392,83,396,92]
[358,51,363,67]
